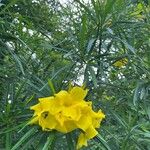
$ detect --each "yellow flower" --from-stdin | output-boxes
[77,133,88,149]
[29,85,105,149]
[77,126,98,149]
[113,58,128,68]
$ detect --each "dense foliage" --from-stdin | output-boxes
[0,0,150,149]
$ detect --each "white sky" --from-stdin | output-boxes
[59,0,72,4]
[59,0,89,4]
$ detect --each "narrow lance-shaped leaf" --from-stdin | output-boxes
[42,132,56,150]
[89,66,98,88]
[11,127,37,150]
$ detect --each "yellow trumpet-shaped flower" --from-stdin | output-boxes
[29,86,105,149]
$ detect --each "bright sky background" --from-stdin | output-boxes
[59,0,89,4]
[59,0,71,4]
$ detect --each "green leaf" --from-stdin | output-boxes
[6,132,12,150]
[42,132,56,150]
[48,79,56,95]
[66,133,74,150]
[95,134,111,150]
[86,38,97,53]
[0,0,19,15]
[111,112,128,129]
[89,66,98,88]
[133,82,142,106]
[79,13,87,53]
[11,127,37,150]
[0,123,25,135]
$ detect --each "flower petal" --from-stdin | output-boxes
[62,106,81,121]
[64,120,77,132]
[30,103,42,115]
[77,133,87,149]
[85,126,98,139]
[70,86,88,101]
[76,115,92,131]
[39,111,58,130]
[55,90,73,106]
[92,110,105,128]
[39,96,54,110]
[55,123,68,133]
